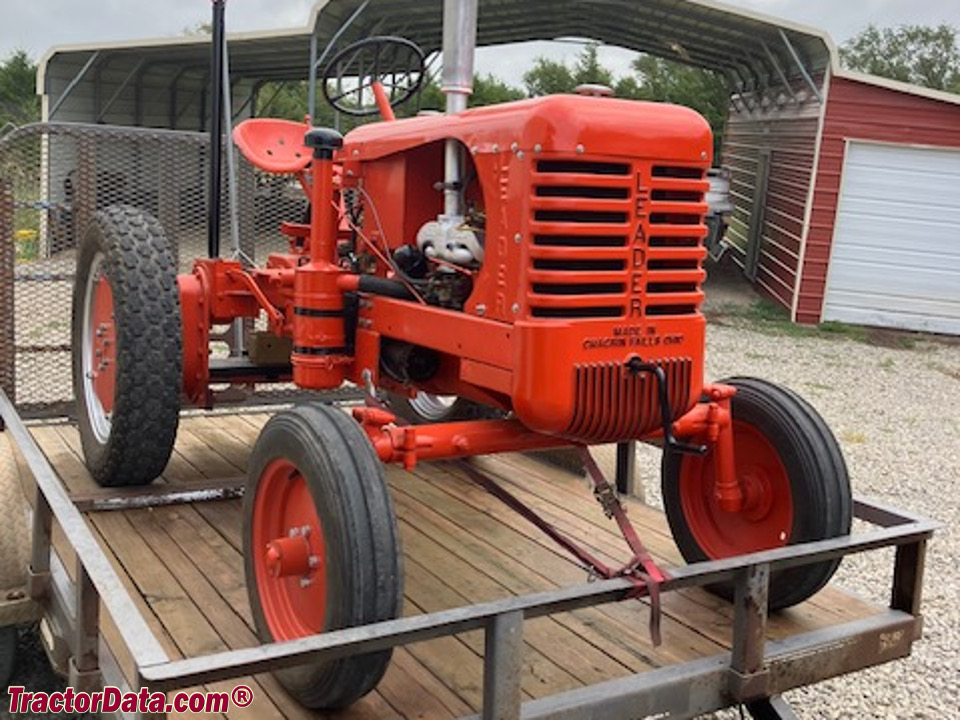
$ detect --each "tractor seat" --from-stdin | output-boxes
[233,118,312,174]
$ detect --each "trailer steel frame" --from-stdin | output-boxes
[0,389,937,720]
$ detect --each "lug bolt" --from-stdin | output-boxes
[308,555,320,569]
[299,577,312,588]
[288,527,300,537]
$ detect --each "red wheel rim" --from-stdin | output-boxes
[678,420,794,557]
[89,274,117,413]
[251,459,327,641]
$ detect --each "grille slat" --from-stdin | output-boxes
[646,165,708,317]
[532,196,632,211]
[529,157,633,319]
[529,269,626,284]
[565,359,694,443]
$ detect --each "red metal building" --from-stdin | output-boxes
[724,62,960,335]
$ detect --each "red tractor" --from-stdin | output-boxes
[71,6,850,710]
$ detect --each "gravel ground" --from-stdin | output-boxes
[631,313,960,719]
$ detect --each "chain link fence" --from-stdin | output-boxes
[0,121,323,417]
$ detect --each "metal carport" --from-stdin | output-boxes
[38,0,832,130]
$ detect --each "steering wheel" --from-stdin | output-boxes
[322,36,426,117]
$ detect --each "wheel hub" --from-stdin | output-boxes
[264,528,320,578]
[81,254,117,443]
[740,472,775,522]
[251,459,328,640]
[678,420,794,557]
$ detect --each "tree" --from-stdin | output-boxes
[417,73,524,111]
[840,24,960,93]
[523,42,613,96]
[523,57,575,96]
[0,50,40,127]
[627,55,729,137]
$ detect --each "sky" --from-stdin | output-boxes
[3,0,960,86]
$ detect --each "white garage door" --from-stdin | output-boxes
[823,141,960,334]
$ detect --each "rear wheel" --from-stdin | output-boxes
[71,206,181,486]
[244,403,402,709]
[662,377,851,609]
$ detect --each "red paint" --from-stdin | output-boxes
[90,275,116,413]
[678,419,794,557]
[251,459,327,641]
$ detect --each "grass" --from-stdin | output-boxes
[708,297,931,350]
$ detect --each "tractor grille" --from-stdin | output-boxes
[564,357,693,442]
[644,166,709,316]
[527,160,708,320]
[528,159,633,319]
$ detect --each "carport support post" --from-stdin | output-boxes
[482,610,523,720]
[0,179,14,409]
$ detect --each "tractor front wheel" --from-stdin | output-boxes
[662,377,852,609]
[244,403,402,709]
[71,206,182,486]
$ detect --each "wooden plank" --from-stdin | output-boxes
[412,458,822,647]
[40,425,259,718]
[183,414,259,472]
[169,424,242,480]
[93,511,281,720]
[390,476,715,667]
[403,552,578,699]
[485,452,874,626]
[400,524,637,685]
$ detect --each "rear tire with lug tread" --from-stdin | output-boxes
[662,377,852,609]
[244,403,402,709]
[71,205,182,487]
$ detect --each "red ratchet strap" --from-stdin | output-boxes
[455,453,666,647]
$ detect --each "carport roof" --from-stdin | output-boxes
[39,0,838,121]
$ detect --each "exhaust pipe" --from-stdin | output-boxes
[440,0,478,225]
[441,0,478,114]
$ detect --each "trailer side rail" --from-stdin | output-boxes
[0,390,937,720]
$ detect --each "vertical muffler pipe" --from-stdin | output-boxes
[207,0,226,258]
[441,0,478,219]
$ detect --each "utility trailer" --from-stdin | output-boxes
[0,396,937,720]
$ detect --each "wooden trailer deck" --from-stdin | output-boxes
[12,411,892,719]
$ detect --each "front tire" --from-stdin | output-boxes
[71,206,182,487]
[662,377,852,609]
[244,403,403,709]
